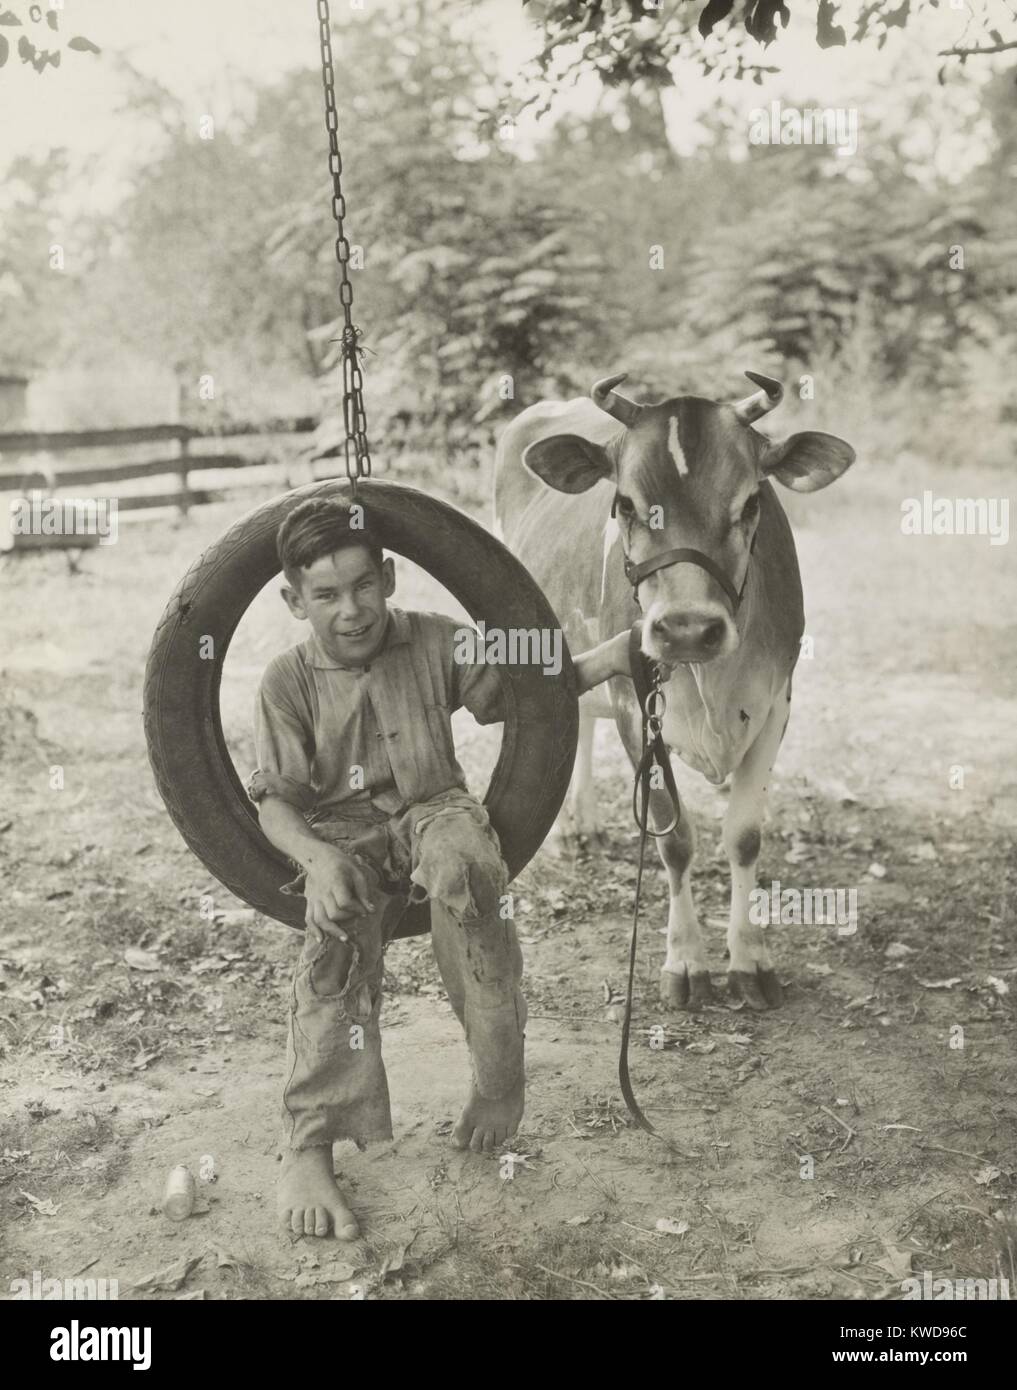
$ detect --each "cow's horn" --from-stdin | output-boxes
[732,371,784,425]
[591,373,642,428]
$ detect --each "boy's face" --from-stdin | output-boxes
[283,546,395,666]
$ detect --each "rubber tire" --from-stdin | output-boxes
[143,478,579,938]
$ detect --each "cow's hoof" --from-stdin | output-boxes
[727,968,783,1010]
[660,967,714,1010]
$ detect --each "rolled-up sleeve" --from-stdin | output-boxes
[454,658,506,726]
[249,664,316,811]
[439,617,505,726]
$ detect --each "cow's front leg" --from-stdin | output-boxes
[614,692,711,1009]
[723,698,788,1010]
[656,804,714,1009]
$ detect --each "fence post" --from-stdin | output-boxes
[177,433,191,518]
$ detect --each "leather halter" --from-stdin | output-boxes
[612,495,755,613]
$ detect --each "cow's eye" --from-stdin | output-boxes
[741,493,760,524]
[616,494,635,519]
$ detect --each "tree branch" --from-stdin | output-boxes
[937,39,1017,56]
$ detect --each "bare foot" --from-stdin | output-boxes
[278,1145,359,1239]
[452,1075,524,1154]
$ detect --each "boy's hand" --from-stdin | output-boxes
[304,845,376,937]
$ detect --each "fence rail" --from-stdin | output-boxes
[0,416,324,566]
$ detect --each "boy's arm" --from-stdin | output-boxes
[256,797,374,934]
[573,631,633,694]
[251,671,372,933]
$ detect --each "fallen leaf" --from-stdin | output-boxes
[874,1242,915,1281]
[133,1255,202,1292]
[806,962,833,976]
[564,1215,591,1226]
[986,976,1010,997]
[920,978,962,991]
[884,942,915,960]
[684,1041,716,1055]
[124,947,160,972]
[213,1249,248,1271]
[19,1189,60,1216]
[655,1217,690,1236]
[867,862,887,879]
[974,1166,1001,1186]
[294,1261,360,1287]
[379,1240,414,1280]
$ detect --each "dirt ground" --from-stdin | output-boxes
[1,455,1015,1302]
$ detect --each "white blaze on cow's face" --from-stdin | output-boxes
[615,400,763,665]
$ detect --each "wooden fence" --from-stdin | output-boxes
[0,417,322,563]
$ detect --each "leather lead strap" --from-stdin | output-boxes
[618,625,692,1157]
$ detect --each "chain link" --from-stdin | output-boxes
[316,0,370,490]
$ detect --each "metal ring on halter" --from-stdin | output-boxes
[644,687,666,721]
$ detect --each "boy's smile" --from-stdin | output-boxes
[283,546,396,667]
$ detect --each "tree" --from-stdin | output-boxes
[513,0,1017,113]
[271,1,610,460]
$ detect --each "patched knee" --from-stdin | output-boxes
[412,814,507,920]
[419,855,505,921]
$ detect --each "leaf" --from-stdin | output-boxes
[816,0,847,49]
[133,1255,201,1292]
[125,947,161,971]
[68,36,101,54]
[698,0,735,38]
[294,1260,360,1286]
[213,1248,248,1271]
[379,1242,413,1280]
[655,1217,690,1236]
[19,1189,60,1216]
[884,942,915,960]
[874,1242,915,1280]
[0,11,22,25]
[973,1166,1001,1186]
[920,978,962,991]
[684,1041,716,1055]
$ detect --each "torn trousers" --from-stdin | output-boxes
[280,788,526,1150]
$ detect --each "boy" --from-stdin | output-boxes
[248,498,631,1239]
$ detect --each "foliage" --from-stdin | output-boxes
[0,3,99,75]
[518,0,1017,111]
[0,1,1013,470]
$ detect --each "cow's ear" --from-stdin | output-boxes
[523,434,614,494]
[761,431,855,493]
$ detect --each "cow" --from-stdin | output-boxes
[493,372,855,1010]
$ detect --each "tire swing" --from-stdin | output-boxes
[142,3,578,940]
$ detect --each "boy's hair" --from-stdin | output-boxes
[277,498,384,590]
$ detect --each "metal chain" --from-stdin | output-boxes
[316,0,370,490]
